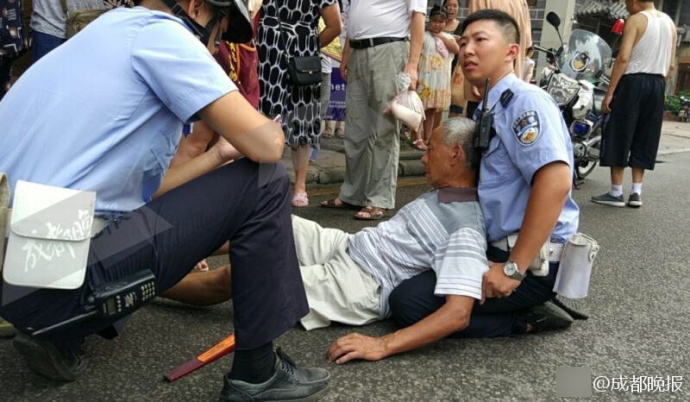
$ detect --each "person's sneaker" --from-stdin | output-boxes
[219,348,330,402]
[0,317,17,338]
[13,333,87,382]
[591,192,625,207]
[627,193,642,208]
[523,302,574,333]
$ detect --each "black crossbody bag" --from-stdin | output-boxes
[275,4,321,86]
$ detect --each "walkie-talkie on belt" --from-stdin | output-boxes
[475,78,494,153]
[29,269,157,339]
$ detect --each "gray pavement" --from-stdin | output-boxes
[2,124,690,401]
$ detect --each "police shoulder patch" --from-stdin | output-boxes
[512,110,541,146]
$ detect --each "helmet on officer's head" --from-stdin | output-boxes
[204,0,253,43]
[162,0,253,44]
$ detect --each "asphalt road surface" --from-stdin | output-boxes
[1,153,689,401]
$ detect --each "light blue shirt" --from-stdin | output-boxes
[0,7,236,214]
[476,73,579,242]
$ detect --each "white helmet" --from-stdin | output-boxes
[162,0,253,44]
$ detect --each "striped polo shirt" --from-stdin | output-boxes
[349,187,488,318]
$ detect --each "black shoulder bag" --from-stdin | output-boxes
[274,4,322,86]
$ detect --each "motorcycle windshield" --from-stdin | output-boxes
[557,29,613,81]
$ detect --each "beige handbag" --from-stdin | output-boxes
[450,63,465,107]
[61,0,106,39]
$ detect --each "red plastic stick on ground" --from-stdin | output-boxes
[164,334,236,382]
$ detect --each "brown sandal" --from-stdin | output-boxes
[354,207,386,220]
[321,198,353,209]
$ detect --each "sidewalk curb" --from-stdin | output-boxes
[658,148,690,156]
[292,160,426,186]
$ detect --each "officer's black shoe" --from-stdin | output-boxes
[523,302,574,333]
[13,333,87,382]
[219,348,330,402]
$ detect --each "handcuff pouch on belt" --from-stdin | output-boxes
[2,180,96,290]
[553,233,599,299]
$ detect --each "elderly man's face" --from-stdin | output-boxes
[421,126,454,188]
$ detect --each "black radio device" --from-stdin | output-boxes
[30,270,157,339]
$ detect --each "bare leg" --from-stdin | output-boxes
[610,166,625,186]
[423,108,435,143]
[160,265,232,306]
[631,167,645,184]
[432,110,443,131]
[291,145,311,195]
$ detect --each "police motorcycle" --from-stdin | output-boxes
[534,12,614,181]
[0,0,253,341]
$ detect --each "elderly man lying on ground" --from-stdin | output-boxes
[166,118,571,363]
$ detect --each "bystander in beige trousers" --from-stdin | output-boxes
[339,41,408,210]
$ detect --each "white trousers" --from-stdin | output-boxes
[292,215,380,330]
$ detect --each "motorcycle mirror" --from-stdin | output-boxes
[546,12,565,46]
[611,19,625,35]
[546,12,561,29]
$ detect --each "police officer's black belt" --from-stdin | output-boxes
[349,37,407,49]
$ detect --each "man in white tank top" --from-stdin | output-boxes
[592,0,677,209]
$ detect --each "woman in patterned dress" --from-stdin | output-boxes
[257,0,341,207]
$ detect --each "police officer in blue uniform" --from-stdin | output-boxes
[0,1,330,400]
[389,9,580,338]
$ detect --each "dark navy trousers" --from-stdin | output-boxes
[1,159,309,350]
[389,246,558,338]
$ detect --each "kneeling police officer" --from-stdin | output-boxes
[0,1,329,400]
[390,9,581,337]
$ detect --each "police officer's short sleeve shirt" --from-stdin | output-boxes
[477,73,579,242]
[0,7,237,214]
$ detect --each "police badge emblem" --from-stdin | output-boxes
[512,110,541,146]
[570,52,590,73]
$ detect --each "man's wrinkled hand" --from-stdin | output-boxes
[481,261,520,304]
[327,333,388,364]
[404,63,419,90]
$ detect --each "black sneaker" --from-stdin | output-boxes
[627,193,642,208]
[523,302,574,333]
[591,192,625,207]
[220,348,330,402]
[13,333,87,382]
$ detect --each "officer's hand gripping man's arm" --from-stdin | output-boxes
[482,161,571,299]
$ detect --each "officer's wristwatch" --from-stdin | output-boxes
[503,261,525,281]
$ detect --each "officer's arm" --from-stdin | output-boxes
[509,162,571,273]
[327,295,473,364]
[200,91,285,163]
[606,13,642,98]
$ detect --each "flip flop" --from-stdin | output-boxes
[334,127,345,139]
[320,198,358,209]
[354,207,385,221]
[292,192,309,208]
[412,139,427,152]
